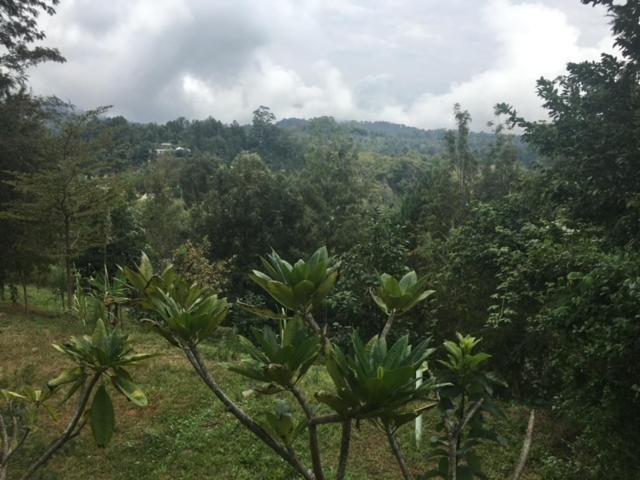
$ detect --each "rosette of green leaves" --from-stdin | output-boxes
[436,334,503,408]
[123,253,230,346]
[249,247,338,314]
[371,271,434,315]
[230,318,321,391]
[49,319,151,447]
[317,333,437,427]
[145,287,230,347]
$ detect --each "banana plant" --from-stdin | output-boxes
[230,317,321,391]
[247,247,338,333]
[317,333,438,428]
[371,271,435,340]
[424,334,506,480]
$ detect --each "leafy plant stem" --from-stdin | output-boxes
[20,371,102,480]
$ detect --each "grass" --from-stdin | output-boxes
[1,287,547,480]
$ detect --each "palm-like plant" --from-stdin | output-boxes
[425,334,506,480]
[147,288,229,347]
[122,252,230,347]
[249,247,339,316]
[318,333,437,427]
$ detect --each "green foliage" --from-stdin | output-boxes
[53,319,152,374]
[230,318,321,390]
[196,151,304,273]
[90,385,115,448]
[425,334,504,480]
[371,271,434,316]
[318,333,437,427]
[0,0,65,95]
[147,288,229,347]
[51,319,150,449]
[123,253,230,346]
[172,239,230,293]
[249,247,339,315]
[326,211,410,338]
[262,400,307,447]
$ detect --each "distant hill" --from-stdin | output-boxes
[277,117,536,163]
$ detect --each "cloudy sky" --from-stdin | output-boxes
[30,0,614,129]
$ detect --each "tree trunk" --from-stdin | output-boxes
[64,216,73,311]
[21,279,28,316]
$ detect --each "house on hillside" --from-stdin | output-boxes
[154,142,191,156]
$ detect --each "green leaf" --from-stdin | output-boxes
[112,369,148,407]
[90,385,115,448]
[48,367,84,389]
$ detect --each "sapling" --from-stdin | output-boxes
[0,319,150,480]
[124,248,439,480]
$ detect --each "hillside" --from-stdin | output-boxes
[277,117,536,162]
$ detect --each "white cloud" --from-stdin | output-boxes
[360,0,615,129]
[28,0,613,129]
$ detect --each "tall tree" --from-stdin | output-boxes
[497,0,640,243]
[198,151,304,273]
[445,103,476,201]
[4,107,118,308]
[298,141,368,251]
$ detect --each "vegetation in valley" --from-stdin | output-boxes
[1,0,640,479]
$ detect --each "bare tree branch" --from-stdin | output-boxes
[20,372,101,480]
[336,420,352,480]
[291,385,325,480]
[385,426,414,480]
[185,346,316,480]
[511,409,535,480]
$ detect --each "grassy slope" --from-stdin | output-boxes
[1,291,546,480]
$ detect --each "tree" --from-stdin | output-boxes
[0,0,65,96]
[475,119,522,201]
[3,107,119,308]
[197,152,304,273]
[248,106,304,170]
[1,319,150,480]
[445,104,476,201]
[0,94,55,298]
[123,248,534,480]
[298,141,368,251]
[497,0,640,243]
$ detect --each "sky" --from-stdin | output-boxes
[29,0,615,130]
